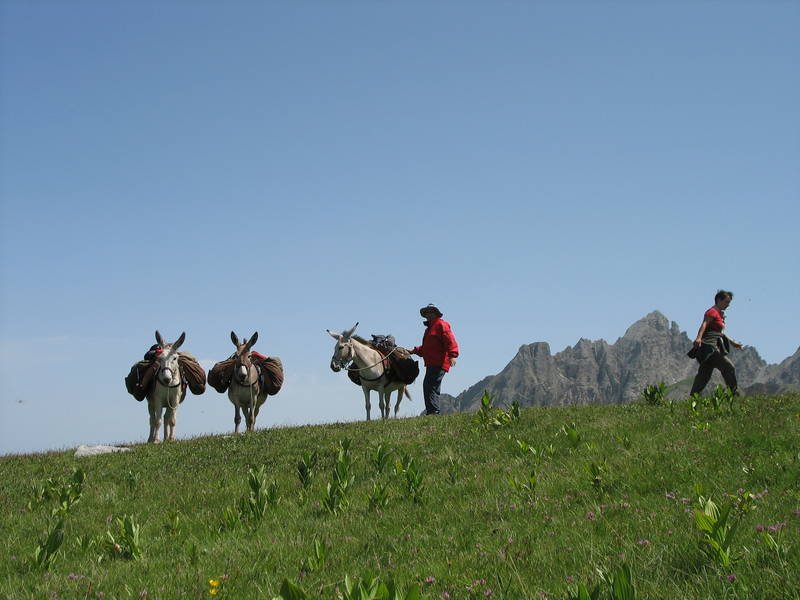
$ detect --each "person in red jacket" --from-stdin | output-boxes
[689,289,743,396]
[408,303,459,415]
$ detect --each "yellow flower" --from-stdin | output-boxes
[209,590,218,596]
[209,580,220,588]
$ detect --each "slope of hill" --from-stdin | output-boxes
[1,394,798,599]
[441,311,800,413]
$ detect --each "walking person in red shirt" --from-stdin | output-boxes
[689,290,744,396]
[409,303,459,415]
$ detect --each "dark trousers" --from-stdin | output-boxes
[690,352,738,396]
[423,366,446,415]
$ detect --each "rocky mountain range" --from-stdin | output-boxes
[439,311,800,413]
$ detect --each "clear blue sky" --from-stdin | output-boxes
[1,1,797,455]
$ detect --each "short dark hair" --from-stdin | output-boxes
[715,290,734,303]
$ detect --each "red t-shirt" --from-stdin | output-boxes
[704,307,726,332]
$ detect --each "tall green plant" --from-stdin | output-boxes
[693,495,739,567]
[105,514,142,560]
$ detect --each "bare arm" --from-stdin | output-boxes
[693,317,711,346]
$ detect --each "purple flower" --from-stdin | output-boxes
[586,511,596,521]
[755,524,765,532]
[441,593,450,599]
[726,574,737,583]
[637,539,650,547]
[425,576,436,585]
[768,522,786,533]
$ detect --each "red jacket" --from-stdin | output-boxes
[412,317,459,371]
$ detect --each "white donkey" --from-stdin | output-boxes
[228,331,268,433]
[328,323,410,420]
[146,330,187,443]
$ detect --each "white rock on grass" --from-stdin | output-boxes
[74,445,131,458]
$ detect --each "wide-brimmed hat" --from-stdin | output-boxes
[419,303,443,317]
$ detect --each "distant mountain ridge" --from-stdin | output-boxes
[439,311,800,413]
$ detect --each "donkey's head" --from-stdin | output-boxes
[231,331,259,386]
[327,322,358,372]
[154,330,185,386]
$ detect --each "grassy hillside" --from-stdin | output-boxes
[1,393,798,599]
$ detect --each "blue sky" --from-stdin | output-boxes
[1,1,797,455]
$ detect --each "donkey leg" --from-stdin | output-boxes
[148,402,162,443]
[245,405,255,432]
[382,391,391,419]
[393,387,403,418]
[164,404,177,441]
[234,405,242,434]
[362,387,371,421]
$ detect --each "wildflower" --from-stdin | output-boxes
[209,579,220,596]
[484,590,493,597]
[425,576,436,585]
[755,524,765,533]
[586,511,596,521]
[726,574,737,583]
[637,539,650,547]
[768,522,786,533]
[441,593,450,599]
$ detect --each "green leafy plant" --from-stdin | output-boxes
[710,384,735,412]
[105,514,142,560]
[297,450,319,489]
[694,493,753,567]
[125,469,141,494]
[641,382,667,406]
[323,439,355,514]
[588,459,609,495]
[395,454,425,503]
[300,537,329,574]
[473,392,520,430]
[28,468,85,570]
[567,564,636,600]
[366,482,390,511]
[338,574,421,600]
[241,466,281,522]
[446,450,462,484]
[559,422,582,449]
[31,517,65,570]
[272,578,309,600]
[368,443,393,475]
[507,468,537,503]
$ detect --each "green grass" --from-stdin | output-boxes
[1,393,798,599]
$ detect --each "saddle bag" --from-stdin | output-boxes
[254,356,284,396]
[124,360,159,401]
[389,349,420,385]
[347,366,362,386]
[178,352,207,395]
[208,358,235,394]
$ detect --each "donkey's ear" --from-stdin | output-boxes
[231,331,239,346]
[173,332,186,350]
[155,330,165,346]
[327,329,341,340]
[344,322,359,338]
[247,332,258,348]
